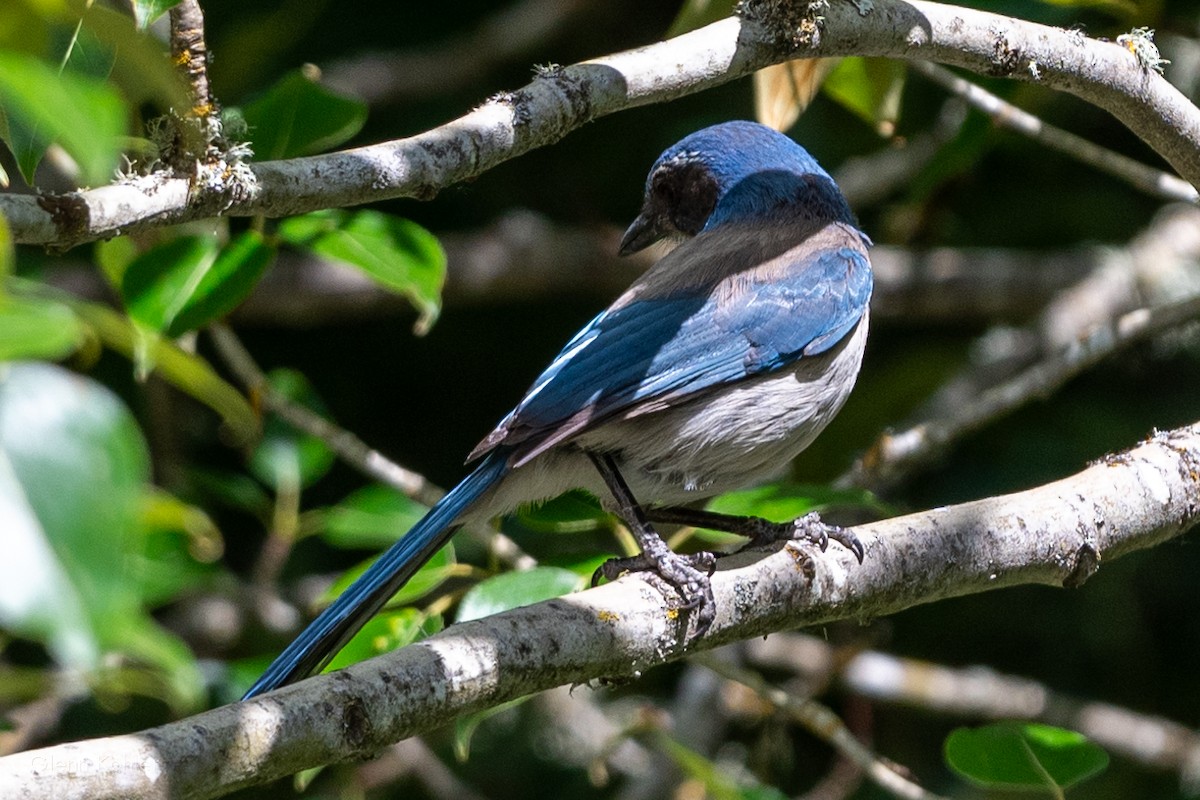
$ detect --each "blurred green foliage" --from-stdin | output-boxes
[1,0,1199,798]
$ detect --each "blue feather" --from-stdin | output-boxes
[479,226,871,466]
[242,449,511,699]
[244,120,874,696]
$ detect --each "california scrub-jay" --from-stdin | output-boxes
[243,120,872,699]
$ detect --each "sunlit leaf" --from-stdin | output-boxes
[945,722,1109,791]
[0,362,147,668]
[0,362,205,709]
[323,607,443,673]
[754,59,837,132]
[241,69,366,160]
[66,299,259,445]
[58,19,115,81]
[0,50,125,185]
[822,57,907,136]
[278,210,445,333]
[323,545,456,608]
[120,235,219,332]
[165,232,275,336]
[0,296,85,361]
[133,489,222,605]
[94,235,138,286]
[320,484,429,550]
[81,4,191,112]
[456,566,582,623]
[130,0,183,29]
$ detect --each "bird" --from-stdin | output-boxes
[242,120,873,699]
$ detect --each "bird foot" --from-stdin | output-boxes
[593,545,717,639]
[741,511,865,563]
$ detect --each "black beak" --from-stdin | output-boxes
[618,211,666,256]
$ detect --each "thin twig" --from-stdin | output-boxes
[693,654,948,800]
[208,322,443,507]
[166,0,223,166]
[9,0,1200,248]
[911,61,1198,203]
[206,323,536,569]
[840,293,1200,492]
[747,632,1200,792]
[36,213,1097,327]
[1,420,1197,798]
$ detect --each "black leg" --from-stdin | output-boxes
[587,452,717,639]
[645,506,865,563]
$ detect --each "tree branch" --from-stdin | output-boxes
[909,60,1198,202]
[695,654,948,800]
[747,632,1200,788]
[1,422,1196,799]
[6,0,1198,248]
[36,212,1096,327]
[843,203,1200,492]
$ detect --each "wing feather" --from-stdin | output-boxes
[470,224,871,466]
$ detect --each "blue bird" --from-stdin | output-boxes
[243,120,873,699]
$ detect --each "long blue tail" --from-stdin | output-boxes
[242,450,511,699]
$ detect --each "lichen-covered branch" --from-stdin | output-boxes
[5,0,1198,248]
[0,422,1195,799]
[844,204,1200,493]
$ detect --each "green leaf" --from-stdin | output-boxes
[320,484,429,550]
[0,296,85,361]
[699,483,886,544]
[67,298,260,445]
[249,369,336,491]
[0,50,125,185]
[186,468,272,519]
[0,362,148,669]
[80,4,191,113]
[667,0,735,36]
[0,1,57,54]
[165,232,275,336]
[516,489,608,534]
[278,210,445,333]
[120,235,219,333]
[132,489,222,605]
[241,69,366,160]
[822,57,907,135]
[323,544,456,608]
[0,362,205,709]
[945,722,1109,793]
[58,19,115,82]
[94,235,139,286]
[323,607,443,673]
[457,566,582,623]
[130,0,183,29]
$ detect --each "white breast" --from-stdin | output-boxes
[467,312,869,522]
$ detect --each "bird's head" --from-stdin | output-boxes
[619,120,856,256]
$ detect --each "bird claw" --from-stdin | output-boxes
[743,511,865,563]
[593,549,717,639]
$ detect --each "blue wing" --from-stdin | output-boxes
[472,229,871,467]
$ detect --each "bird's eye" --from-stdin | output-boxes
[660,165,718,236]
